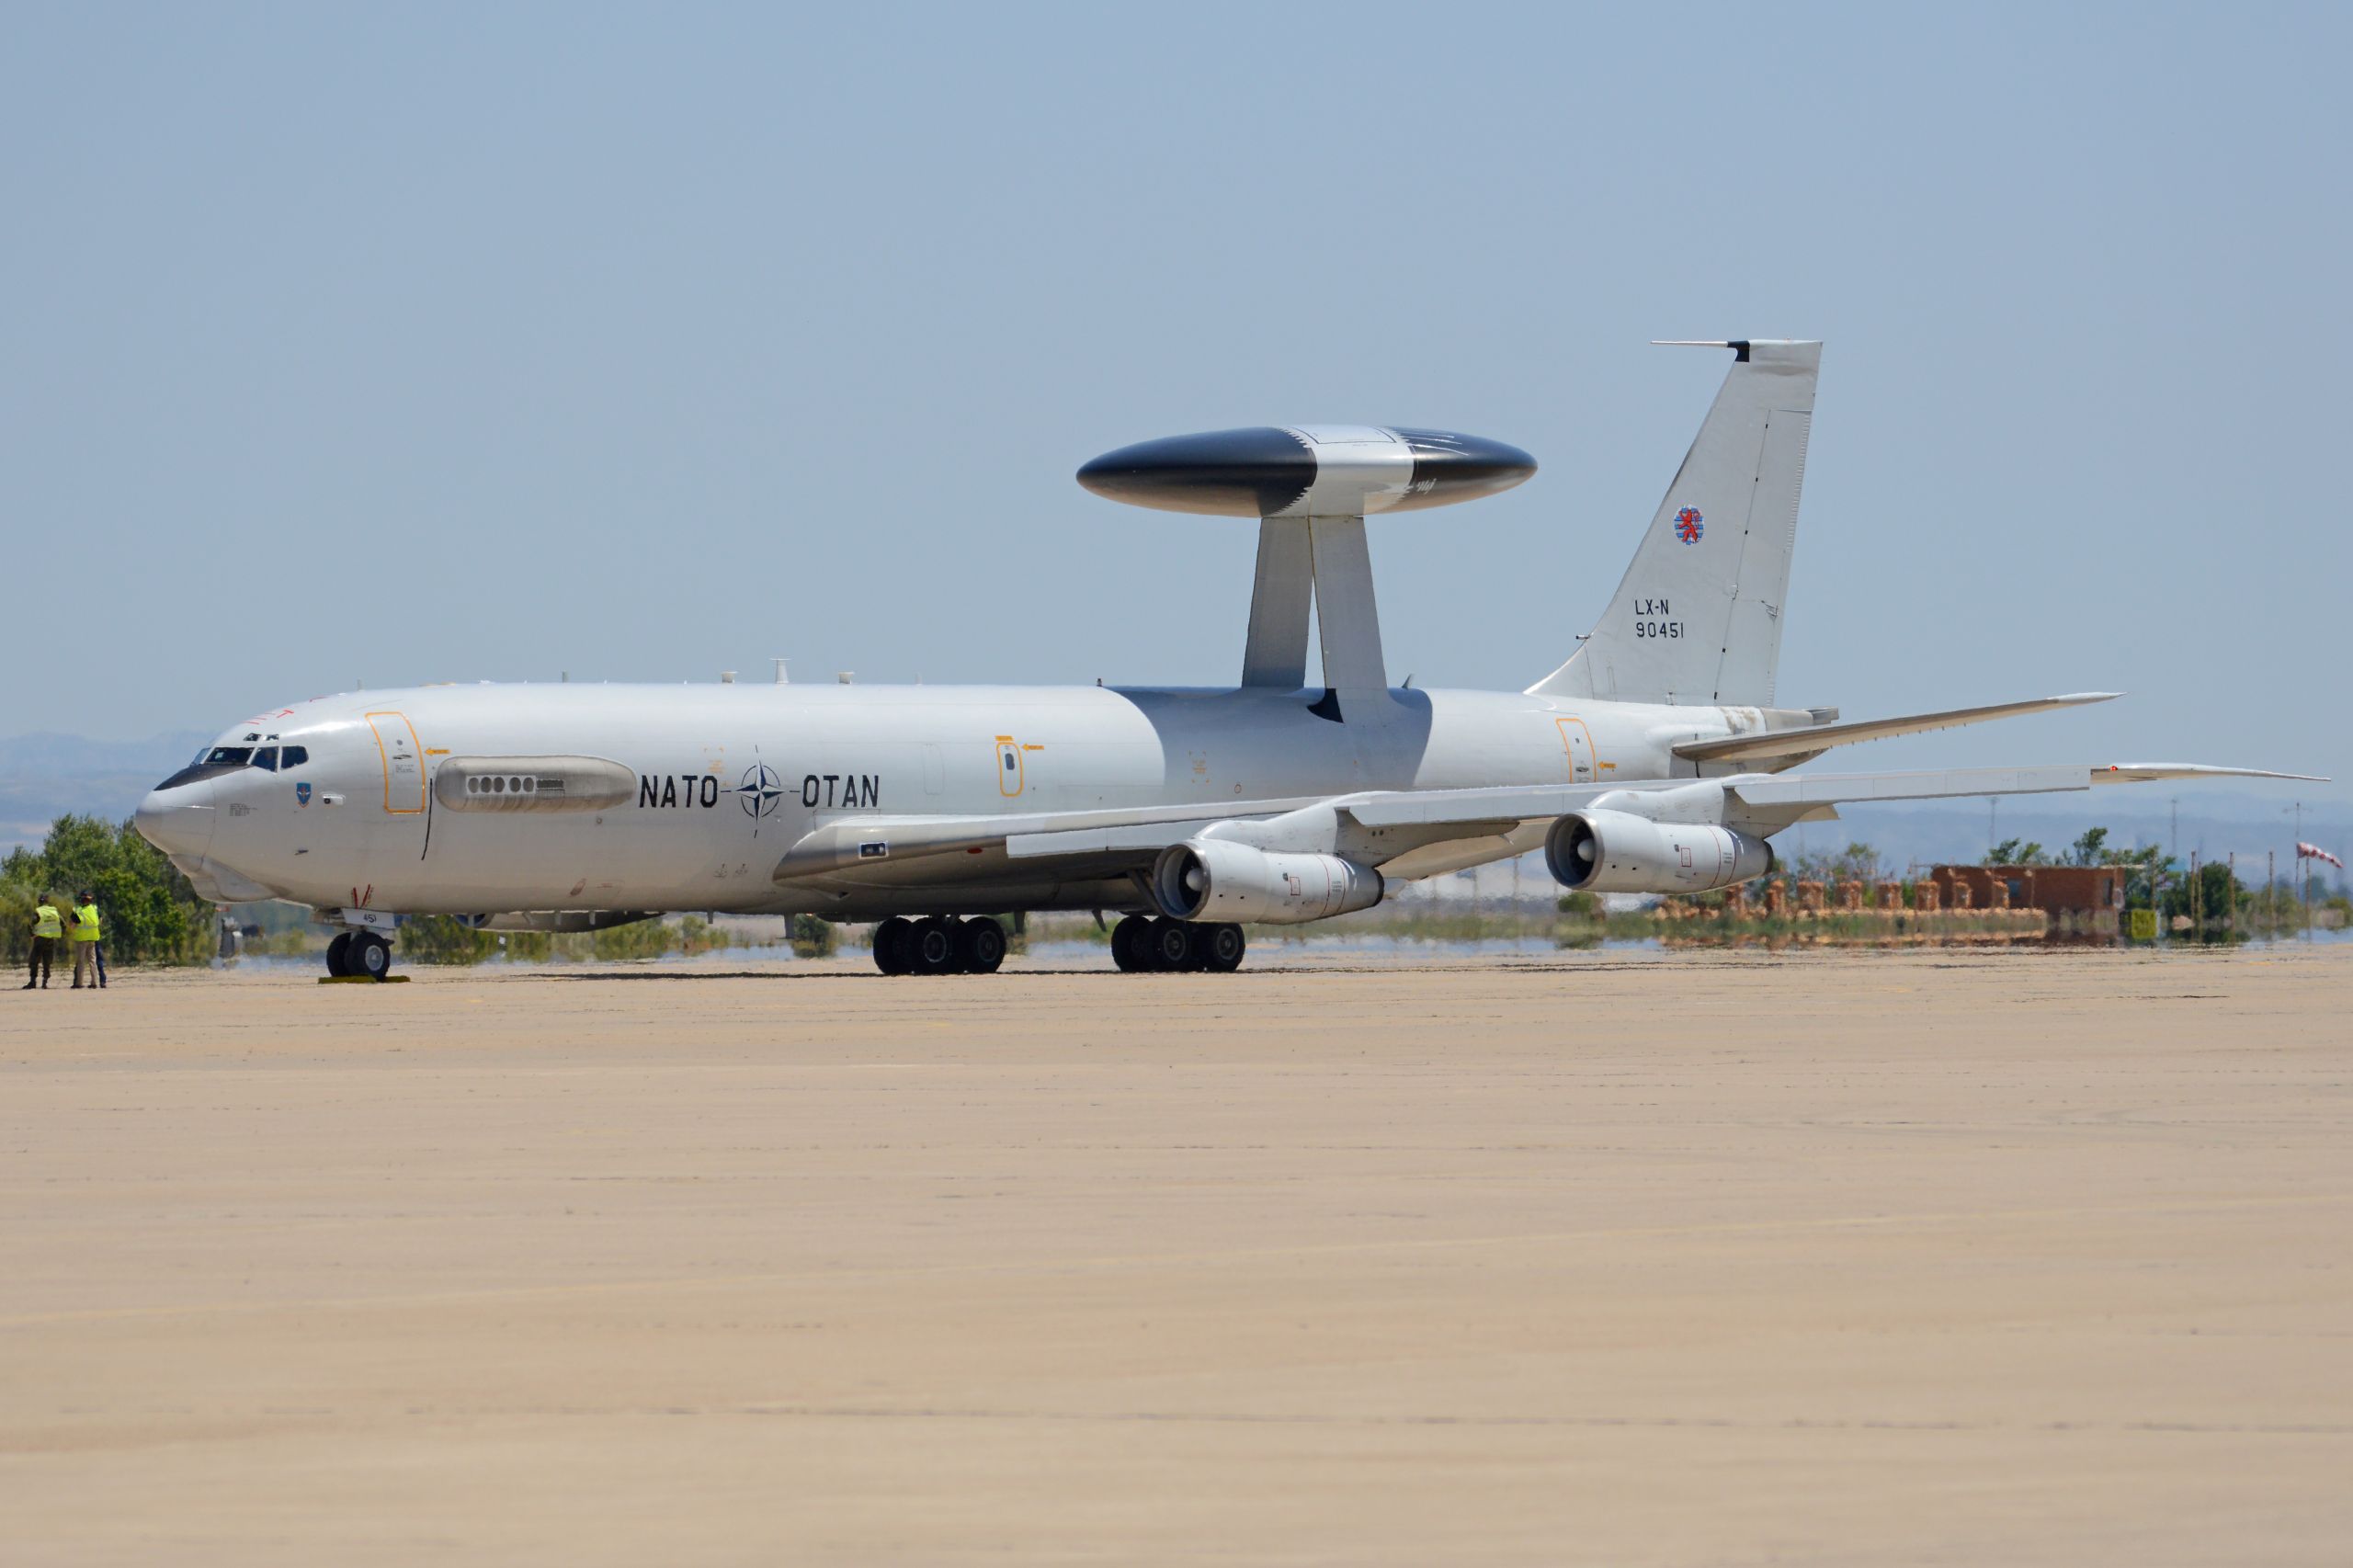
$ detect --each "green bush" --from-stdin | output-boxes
[590,917,675,960]
[3,814,212,966]
[789,915,836,958]
[399,915,497,965]
[501,930,553,963]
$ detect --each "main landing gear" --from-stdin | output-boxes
[868,915,1247,976]
[324,929,393,981]
[1110,915,1245,973]
[870,915,1007,976]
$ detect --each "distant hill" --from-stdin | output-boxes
[0,731,211,851]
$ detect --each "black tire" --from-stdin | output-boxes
[352,932,392,981]
[1110,915,1151,972]
[1146,917,1194,971]
[872,916,914,975]
[325,931,353,978]
[957,916,1006,974]
[909,916,961,975]
[1200,923,1246,972]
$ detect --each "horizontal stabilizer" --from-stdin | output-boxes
[1676,692,2121,765]
[2089,763,2326,785]
[1729,761,2322,811]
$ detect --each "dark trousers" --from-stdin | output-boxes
[27,936,56,985]
[94,943,107,986]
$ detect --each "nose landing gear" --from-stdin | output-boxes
[324,929,393,981]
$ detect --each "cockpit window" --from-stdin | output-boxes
[155,745,264,792]
[154,739,316,792]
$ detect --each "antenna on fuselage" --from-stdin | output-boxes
[773,658,789,685]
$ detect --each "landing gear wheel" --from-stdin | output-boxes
[1200,923,1246,972]
[351,932,392,982]
[956,916,1006,974]
[325,931,353,978]
[908,916,961,976]
[1145,917,1195,971]
[872,916,914,975]
[1110,915,1152,972]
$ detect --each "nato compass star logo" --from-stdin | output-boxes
[1674,506,1704,545]
[732,763,784,821]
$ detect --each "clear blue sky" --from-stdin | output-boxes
[4,5,2346,801]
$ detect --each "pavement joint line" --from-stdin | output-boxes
[6,1189,2345,1330]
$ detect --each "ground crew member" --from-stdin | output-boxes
[70,891,104,990]
[25,894,63,989]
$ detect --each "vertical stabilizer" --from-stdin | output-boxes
[1529,340,1819,706]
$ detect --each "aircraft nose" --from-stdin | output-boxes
[134,778,217,858]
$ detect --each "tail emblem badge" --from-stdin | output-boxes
[1674,506,1704,545]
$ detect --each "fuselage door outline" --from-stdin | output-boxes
[1555,716,1598,783]
[365,711,427,814]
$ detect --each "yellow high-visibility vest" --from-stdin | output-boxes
[32,904,63,938]
[72,903,101,942]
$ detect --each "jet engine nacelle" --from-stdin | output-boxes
[1544,809,1773,894]
[1152,838,1384,925]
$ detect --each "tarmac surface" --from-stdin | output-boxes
[4,944,2348,1564]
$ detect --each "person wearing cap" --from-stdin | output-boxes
[25,895,63,989]
[69,891,104,990]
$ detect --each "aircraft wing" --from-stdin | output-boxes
[1344,762,2320,844]
[1672,692,2120,767]
[770,794,1334,891]
[771,762,2319,897]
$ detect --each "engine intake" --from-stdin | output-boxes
[1545,809,1773,894]
[1151,838,1384,925]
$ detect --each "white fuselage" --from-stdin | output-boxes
[149,682,1773,920]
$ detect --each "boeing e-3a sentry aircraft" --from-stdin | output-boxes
[135,340,2313,979]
